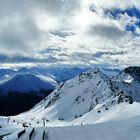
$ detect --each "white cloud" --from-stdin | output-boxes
[92,0,140,9]
[0,0,139,68]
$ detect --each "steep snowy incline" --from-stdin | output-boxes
[16,67,140,123]
[112,67,140,102]
[17,68,116,121]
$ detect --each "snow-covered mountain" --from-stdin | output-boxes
[0,66,88,116]
[16,67,139,123]
[0,67,88,82]
[0,73,56,94]
[0,73,57,116]
[0,66,140,140]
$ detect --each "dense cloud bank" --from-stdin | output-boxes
[0,0,140,67]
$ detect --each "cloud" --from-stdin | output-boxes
[89,24,127,40]
[90,1,140,35]
[92,0,140,9]
[0,53,59,63]
[50,30,74,38]
[0,17,41,51]
[31,0,82,16]
[0,0,139,68]
[0,0,82,52]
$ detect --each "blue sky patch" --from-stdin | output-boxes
[104,7,140,35]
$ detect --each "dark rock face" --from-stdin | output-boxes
[0,90,53,116]
[124,66,140,82]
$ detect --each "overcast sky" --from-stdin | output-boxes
[0,0,140,68]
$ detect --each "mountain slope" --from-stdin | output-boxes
[0,73,56,94]
[18,68,112,120]
[112,67,140,102]
[17,67,140,124]
[0,73,57,116]
[0,66,88,116]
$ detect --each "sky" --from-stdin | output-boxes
[0,0,140,68]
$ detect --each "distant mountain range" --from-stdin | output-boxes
[0,67,89,82]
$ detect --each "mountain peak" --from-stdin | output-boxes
[0,73,55,94]
[23,67,114,120]
[78,67,109,81]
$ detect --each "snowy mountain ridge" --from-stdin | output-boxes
[17,67,140,123]
[0,73,56,94]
